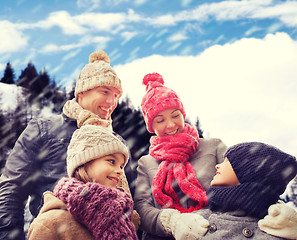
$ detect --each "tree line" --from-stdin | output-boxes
[0,62,204,174]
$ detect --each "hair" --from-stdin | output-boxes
[74,164,93,183]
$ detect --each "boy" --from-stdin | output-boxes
[201,142,297,239]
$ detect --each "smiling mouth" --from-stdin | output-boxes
[166,129,178,135]
[100,107,111,112]
[107,176,119,184]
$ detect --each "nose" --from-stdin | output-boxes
[166,119,175,128]
[215,164,220,170]
[106,94,116,106]
[115,166,123,175]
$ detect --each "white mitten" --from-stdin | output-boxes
[160,209,209,240]
[258,201,297,240]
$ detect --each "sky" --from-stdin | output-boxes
[1,0,297,157]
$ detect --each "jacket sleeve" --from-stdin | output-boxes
[27,220,57,240]
[0,119,44,240]
[134,157,169,237]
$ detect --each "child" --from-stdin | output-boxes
[134,73,227,240]
[28,124,138,240]
[191,141,297,239]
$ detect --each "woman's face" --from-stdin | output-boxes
[210,157,240,187]
[85,153,125,188]
[151,108,185,137]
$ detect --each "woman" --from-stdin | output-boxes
[134,73,226,240]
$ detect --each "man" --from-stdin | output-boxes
[0,50,135,240]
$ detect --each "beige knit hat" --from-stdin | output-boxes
[74,50,123,98]
[67,124,129,177]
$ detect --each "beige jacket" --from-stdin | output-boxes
[27,191,94,240]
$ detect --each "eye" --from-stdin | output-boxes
[172,114,179,118]
[107,159,115,164]
[154,117,164,123]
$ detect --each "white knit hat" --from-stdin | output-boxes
[74,50,123,98]
[67,125,129,177]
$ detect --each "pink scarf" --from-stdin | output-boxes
[150,124,208,213]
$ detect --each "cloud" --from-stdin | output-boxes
[40,36,110,53]
[121,31,138,45]
[167,32,188,42]
[75,12,127,32]
[147,0,297,28]
[0,21,28,54]
[115,32,297,156]
[16,9,142,36]
[77,0,129,10]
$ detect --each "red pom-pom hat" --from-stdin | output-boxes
[141,73,186,133]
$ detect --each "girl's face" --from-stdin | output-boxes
[210,157,240,187]
[151,108,185,137]
[85,153,125,188]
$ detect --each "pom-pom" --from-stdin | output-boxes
[89,50,110,64]
[142,73,164,86]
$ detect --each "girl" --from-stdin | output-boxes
[28,124,138,240]
[134,73,227,240]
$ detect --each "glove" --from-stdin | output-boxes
[160,209,209,240]
[258,201,297,240]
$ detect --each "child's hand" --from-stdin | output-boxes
[160,209,209,240]
[173,213,209,240]
[258,201,297,239]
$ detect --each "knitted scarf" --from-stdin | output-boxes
[151,124,208,213]
[207,182,280,219]
[54,177,137,240]
[63,98,113,130]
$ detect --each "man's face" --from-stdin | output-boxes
[77,86,120,120]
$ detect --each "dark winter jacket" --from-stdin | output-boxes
[0,114,76,240]
[0,114,135,240]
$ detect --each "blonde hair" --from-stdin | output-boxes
[74,164,93,183]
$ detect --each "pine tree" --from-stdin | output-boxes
[1,62,15,84]
[195,117,204,138]
[112,97,153,164]
[0,109,5,173]
[50,79,68,113]
[34,69,51,106]
[16,62,38,89]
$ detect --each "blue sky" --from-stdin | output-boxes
[1,0,297,157]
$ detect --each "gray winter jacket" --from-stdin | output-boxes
[134,138,227,240]
[197,208,288,239]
